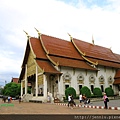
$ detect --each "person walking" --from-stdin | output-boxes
[82,94,86,105]
[8,96,11,103]
[103,93,108,109]
[70,95,76,109]
[79,93,83,105]
[67,94,71,107]
[19,96,21,103]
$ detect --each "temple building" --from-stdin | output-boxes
[19,30,120,102]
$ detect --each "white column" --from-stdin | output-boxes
[43,74,47,98]
[35,66,38,97]
[25,64,28,94]
[21,80,23,97]
[21,80,23,98]
[58,75,60,95]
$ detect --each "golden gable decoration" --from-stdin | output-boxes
[38,75,43,85]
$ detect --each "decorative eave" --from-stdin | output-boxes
[39,34,49,54]
[46,54,59,66]
[71,37,98,66]
[82,55,98,65]
[71,37,86,56]
[34,29,59,67]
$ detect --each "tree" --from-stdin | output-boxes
[2,82,21,97]
[0,87,3,94]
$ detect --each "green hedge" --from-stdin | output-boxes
[105,87,114,97]
[80,86,91,98]
[65,87,76,99]
[93,87,102,97]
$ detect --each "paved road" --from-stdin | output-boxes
[0,99,120,120]
[74,99,120,107]
[90,99,120,107]
[0,99,120,114]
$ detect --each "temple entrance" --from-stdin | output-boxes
[49,74,58,98]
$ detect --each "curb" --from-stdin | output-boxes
[55,103,120,110]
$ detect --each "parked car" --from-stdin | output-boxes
[0,95,3,98]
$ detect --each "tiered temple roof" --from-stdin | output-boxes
[19,33,120,84]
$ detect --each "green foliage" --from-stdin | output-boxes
[2,82,21,97]
[27,86,31,94]
[0,88,3,94]
[23,87,31,94]
[65,87,76,99]
[105,87,114,97]
[93,87,102,97]
[80,86,91,98]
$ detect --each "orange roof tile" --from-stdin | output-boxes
[114,53,120,61]
[11,78,19,83]
[19,33,120,82]
[36,60,61,74]
[114,70,120,78]
[41,35,83,60]
[73,38,120,63]
[113,78,120,84]
[30,37,47,59]
[49,56,97,70]
[88,58,120,68]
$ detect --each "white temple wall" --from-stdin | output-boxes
[58,65,116,97]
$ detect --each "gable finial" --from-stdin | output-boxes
[34,27,41,39]
[92,34,94,45]
[67,33,73,41]
[23,30,30,39]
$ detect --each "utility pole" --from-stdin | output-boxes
[5,80,7,86]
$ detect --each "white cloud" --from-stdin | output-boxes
[0,0,120,85]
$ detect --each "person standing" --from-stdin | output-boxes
[8,96,11,103]
[103,93,108,109]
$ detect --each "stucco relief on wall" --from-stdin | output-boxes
[63,72,71,83]
[77,73,84,84]
[99,75,105,84]
[89,74,95,84]
[108,76,113,84]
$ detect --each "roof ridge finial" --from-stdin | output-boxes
[23,30,30,40]
[67,33,73,41]
[92,34,94,45]
[34,27,41,39]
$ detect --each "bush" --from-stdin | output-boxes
[93,87,102,97]
[65,87,76,99]
[80,86,91,98]
[105,87,114,97]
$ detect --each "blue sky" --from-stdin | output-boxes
[59,0,108,7]
[0,0,120,86]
